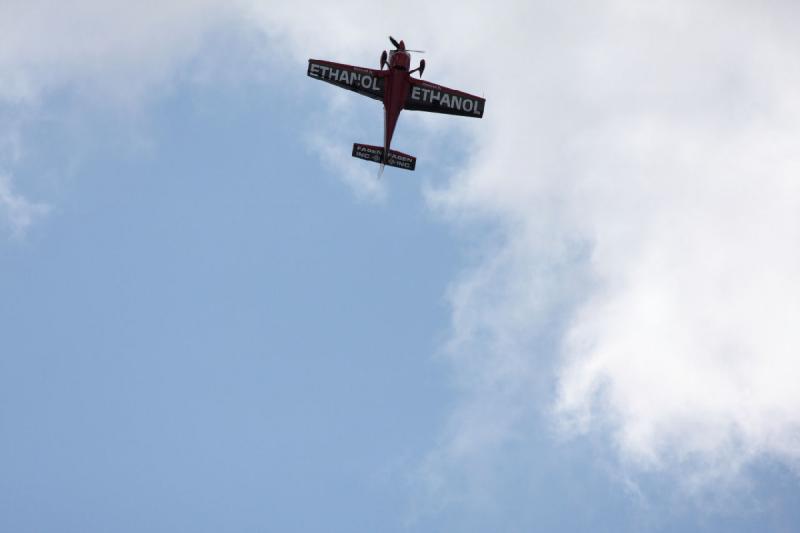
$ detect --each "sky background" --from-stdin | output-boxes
[2,2,800,532]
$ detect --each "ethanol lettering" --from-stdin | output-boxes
[309,63,381,92]
[410,86,482,116]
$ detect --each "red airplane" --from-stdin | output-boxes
[307,36,485,172]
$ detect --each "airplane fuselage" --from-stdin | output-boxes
[381,50,413,162]
[382,71,409,161]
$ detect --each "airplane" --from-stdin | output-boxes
[307,36,485,172]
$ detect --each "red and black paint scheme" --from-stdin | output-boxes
[307,36,485,172]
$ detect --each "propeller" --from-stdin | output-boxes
[388,35,424,53]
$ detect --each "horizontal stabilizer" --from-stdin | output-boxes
[352,143,416,171]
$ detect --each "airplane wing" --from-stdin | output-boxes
[307,59,386,101]
[405,78,485,118]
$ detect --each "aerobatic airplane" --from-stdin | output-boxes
[307,36,485,172]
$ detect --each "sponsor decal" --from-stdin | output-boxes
[308,62,382,93]
[386,153,414,169]
[354,144,383,162]
[352,144,415,170]
[410,85,483,116]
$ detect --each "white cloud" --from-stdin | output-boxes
[307,132,387,202]
[423,1,800,491]
[0,174,50,237]
[304,91,387,201]
[0,0,244,235]
[0,0,237,106]
[4,0,800,501]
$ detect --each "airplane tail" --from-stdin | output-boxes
[352,143,416,171]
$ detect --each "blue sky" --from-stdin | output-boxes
[3,3,800,532]
[1,70,454,531]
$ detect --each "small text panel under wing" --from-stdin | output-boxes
[352,144,416,171]
[307,59,385,101]
[404,79,485,118]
